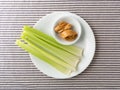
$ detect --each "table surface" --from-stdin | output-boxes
[0,0,120,90]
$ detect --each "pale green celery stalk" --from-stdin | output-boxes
[19,37,76,71]
[23,26,83,57]
[22,31,79,67]
[16,39,72,75]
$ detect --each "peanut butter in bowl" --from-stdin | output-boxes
[54,21,78,41]
[52,16,81,45]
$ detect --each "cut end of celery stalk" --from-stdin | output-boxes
[66,70,72,75]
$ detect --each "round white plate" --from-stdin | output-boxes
[30,12,96,79]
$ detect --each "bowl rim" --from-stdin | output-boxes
[52,15,82,45]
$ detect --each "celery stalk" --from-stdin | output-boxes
[16,39,72,75]
[23,26,83,57]
[21,31,79,67]
[18,38,76,71]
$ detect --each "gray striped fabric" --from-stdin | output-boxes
[0,0,120,90]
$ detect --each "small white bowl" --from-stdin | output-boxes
[52,16,81,45]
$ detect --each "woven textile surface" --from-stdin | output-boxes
[0,0,120,89]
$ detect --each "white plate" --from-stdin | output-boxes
[30,12,96,79]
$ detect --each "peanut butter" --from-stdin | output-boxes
[54,21,77,41]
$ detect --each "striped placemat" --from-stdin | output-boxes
[0,0,120,89]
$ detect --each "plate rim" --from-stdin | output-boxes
[30,12,96,79]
